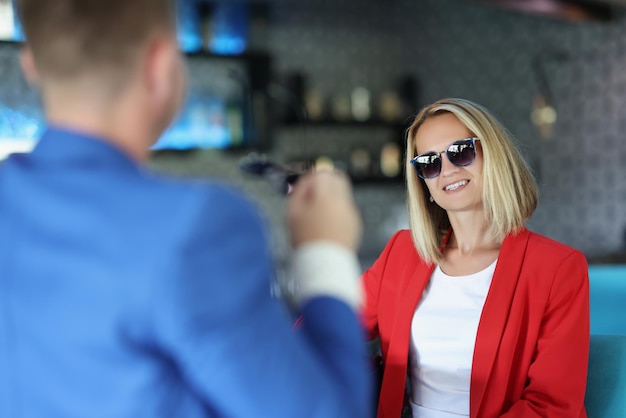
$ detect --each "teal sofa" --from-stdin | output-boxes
[588,265,626,335]
[585,334,626,417]
[585,266,626,417]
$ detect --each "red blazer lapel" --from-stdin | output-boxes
[470,228,531,418]
[379,258,434,418]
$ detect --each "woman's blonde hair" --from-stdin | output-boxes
[405,98,538,264]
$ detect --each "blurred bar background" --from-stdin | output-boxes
[2,0,626,273]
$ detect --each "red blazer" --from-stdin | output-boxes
[361,228,589,418]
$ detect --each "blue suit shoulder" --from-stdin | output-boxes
[139,174,269,244]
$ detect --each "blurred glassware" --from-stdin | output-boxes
[380,142,402,178]
[330,94,352,122]
[304,89,325,121]
[351,87,372,122]
[378,91,403,123]
[349,148,372,179]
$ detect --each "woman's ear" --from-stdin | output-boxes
[19,46,40,86]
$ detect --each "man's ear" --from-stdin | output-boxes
[19,46,40,86]
[143,35,179,108]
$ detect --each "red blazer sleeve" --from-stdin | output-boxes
[501,251,590,417]
[360,231,404,340]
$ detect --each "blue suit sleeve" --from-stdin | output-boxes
[152,185,372,418]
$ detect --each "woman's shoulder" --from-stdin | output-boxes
[385,229,418,253]
[390,229,412,243]
[372,229,426,266]
[519,228,587,264]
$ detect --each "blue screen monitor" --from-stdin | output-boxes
[151,55,249,151]
[0,4,264,158]
[0,0,24,42]
[177,1,250,55]
[0,45,253,158]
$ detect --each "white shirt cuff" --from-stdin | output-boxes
[285,242,363,310]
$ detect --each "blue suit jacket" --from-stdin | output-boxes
[0,128,371,418]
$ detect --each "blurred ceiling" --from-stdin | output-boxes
[474,0,615,21]
[585,0,626,4]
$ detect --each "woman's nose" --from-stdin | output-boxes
[439,154,459,177]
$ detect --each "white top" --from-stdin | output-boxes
[409,260,497,418]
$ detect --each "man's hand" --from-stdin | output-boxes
[284,170,364,309]
[287,170,362,251]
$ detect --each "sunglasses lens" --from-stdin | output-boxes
[447,139,476,167]
[412,138,477,179]
[412,153,441,179]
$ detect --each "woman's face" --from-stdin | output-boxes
[414,112,484,214]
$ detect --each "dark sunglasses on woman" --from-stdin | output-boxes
[410,137,480,180]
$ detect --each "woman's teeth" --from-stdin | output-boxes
[445,180,468,191]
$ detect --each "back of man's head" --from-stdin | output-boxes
[17,0,176,86]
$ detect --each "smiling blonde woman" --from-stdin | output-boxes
[362,98,589,418]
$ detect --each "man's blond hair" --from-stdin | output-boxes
[17,0,176,86]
